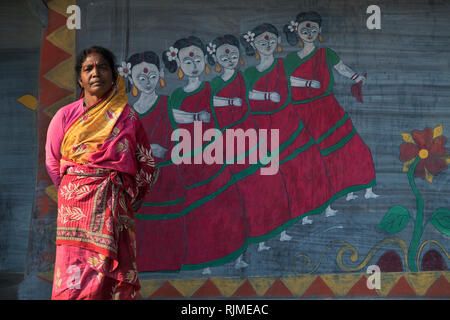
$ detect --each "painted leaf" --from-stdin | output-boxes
[401,133,414,143]
[433,125,443,139]
[430,208,450,236]
[377,205,411,234]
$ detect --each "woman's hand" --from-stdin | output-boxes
[198,110,211,123]
[232,97,242,107]
[354,74,366,84]
[269,92,280,103]
[150,143,167,159]
[309,80,321,89]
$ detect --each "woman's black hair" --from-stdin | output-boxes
[75,46,118,86]
[240,23,279,57]
[127,51,160,69]
[125,51,160,93]
[162,36,207,73]
[206,34,240,66]
[284,11,322,46]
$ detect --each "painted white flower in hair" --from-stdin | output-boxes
[244,31,255,43]
[166,47,179,61]
[118,61,131,78]
[288,21,299,32]
[207,43,216,55]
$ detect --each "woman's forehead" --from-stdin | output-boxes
[217,44,239,54]
[83,52,107,65]
[299,21,320,29]
[255,31,277,40]
[179,45,203,58]
[132,61,158,74]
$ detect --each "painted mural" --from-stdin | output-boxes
[25,0,449,299]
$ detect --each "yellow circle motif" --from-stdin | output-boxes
[418,149,429,159]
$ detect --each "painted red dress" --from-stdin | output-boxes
[133,95,187,271]
[241,59,333,239]
[168,82,247,269]
[284,48,376,196]
[210,71,257,174]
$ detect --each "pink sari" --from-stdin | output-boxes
[48,78,157,299]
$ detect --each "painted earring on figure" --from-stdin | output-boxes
[215,62,222,73]
[318,34,324,42]
[177,67,184,79]
[159,77,166,88]
[132,84,139,97]
[277,43,283,53]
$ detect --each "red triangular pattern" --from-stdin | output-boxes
[38,76,73,108]
[191,279,223,298]
[39,40,72,77]
[387,276,416,297]
[232,279,258,297]
[150,281,183,298]
[264,279,293,297]
[346,275,378,297]
[425,275,450,298]
[45,8,68,35]
[303,276,334,297]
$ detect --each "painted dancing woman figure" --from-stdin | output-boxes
[239,23,334,251]
[283,11,378,220]
[161,36,247,272]
[118,52,186,272]
[206,34,255,268]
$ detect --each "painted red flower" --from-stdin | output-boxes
[399,126,449,182]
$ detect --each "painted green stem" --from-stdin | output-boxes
[407,157,424,272]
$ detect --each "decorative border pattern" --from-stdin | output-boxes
[137,272,450,299]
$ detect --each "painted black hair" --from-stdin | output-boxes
[240,23,279,56]
[75,46,118,87]
[127,51,160,69]
[284,11,322,46]
[124,51,160,93]
[162,36,207,73]
[206,34,240,66]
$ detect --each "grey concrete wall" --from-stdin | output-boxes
[0,0,44,299]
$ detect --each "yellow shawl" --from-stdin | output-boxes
[61,76,128,166]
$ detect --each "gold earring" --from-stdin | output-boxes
[318,34,324,42]
[177,67,184,79]
[298,39,304,48]
[205,64,211,75]
[214,62,222,73]
[277,44,283,53]
[159,77,166,88]
[239,57,245,66]
[255,51,260,60]
[132,84,139,97]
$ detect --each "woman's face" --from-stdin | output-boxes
[215,44,239,70]
[253,31,278,57]
[131,62,159,94]
[297,21,320,43]
[177,45,206,77]
[78,52,113,98]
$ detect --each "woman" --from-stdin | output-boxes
[239,23,334,250]
[119,52,186,272]
[162,36,247,272]
[283,11,378,218]
[206,34,255,268]
[45,46,157,299]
